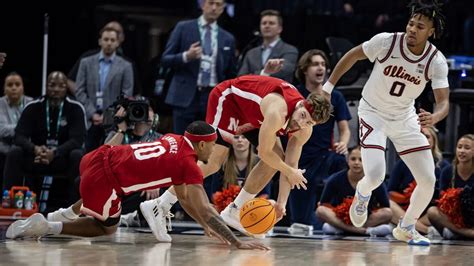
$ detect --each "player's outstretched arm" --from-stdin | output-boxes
[276,127,312,217]
[176,184,270,250]
[323,45,367,99]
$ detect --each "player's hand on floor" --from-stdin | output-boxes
[287,168,307,190]
[204,227,230,245]
[236,240,271,250]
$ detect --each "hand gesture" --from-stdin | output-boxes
[186,42,202,61]
[418,108,434,128]
[286,168,307,190]
[263,59,284,75]
[235,240,270,250]
[334,141,348,155]
[115,106,128,131]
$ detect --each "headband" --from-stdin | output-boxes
[303,100,315,115]
[184,131,217,142]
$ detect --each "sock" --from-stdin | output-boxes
[159,190,178,212]
[366,224,392,236]
[63,206,79,220]
[233,189,256,209]
[47,221,63,235]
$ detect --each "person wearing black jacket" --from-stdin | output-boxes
[2,71,86,204]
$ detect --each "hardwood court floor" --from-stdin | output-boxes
[1,226,473,266]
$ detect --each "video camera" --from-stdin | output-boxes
[103,95,150,130]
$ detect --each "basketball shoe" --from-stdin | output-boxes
[140,199,172,242]
[392,222,430,246]
[220,203,265,239]
[322,223,344,235]
[6,213,50,239]
[47,208,78,222]
[349,190,371,227]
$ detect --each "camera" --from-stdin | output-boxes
[103,96,150,130]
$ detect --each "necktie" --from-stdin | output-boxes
[203,24,212,55]
[262,46,271,66]
[201,24,212,87]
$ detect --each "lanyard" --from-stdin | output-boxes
[46,100,64,139]
[123,130,154,144]
[6,97,25,124]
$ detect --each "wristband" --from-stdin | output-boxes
[322,82,335,94]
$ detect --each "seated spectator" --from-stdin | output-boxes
[75,26,133,152]
[207,134,271,200]
[0,73,33,185]
[238,9,298,82]
[316,146,393,236]
[388,127,449,234]
[288,49,351,229]
[427,134,474,240]
[2,71,86,205]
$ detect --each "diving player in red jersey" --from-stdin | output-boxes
[6,121,269,250]
[156,75,332,237]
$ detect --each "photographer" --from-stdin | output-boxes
[105,98,162,226]
[104,104,161,145]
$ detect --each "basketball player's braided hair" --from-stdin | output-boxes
[408,0,446,39]
[305,93,332,124]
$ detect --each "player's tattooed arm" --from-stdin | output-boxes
[207,215,239,245]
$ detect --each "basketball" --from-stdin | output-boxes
[239,198,276,235]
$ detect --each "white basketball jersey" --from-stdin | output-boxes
[361,32,449,116]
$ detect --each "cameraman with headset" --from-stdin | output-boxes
[106,97,162,226]
[105,98,161,146]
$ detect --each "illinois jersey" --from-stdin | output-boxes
[206,75,304,140]
[361,32,449,116]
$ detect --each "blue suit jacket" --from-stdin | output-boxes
[161,19,236,108]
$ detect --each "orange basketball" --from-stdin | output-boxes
[239,198,276,235]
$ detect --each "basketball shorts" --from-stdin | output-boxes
[358,100,430,155]
[79,145,122,223]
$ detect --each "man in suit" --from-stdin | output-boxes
[75,26,133,151]
[161,0,236,134]
[238,9,298,83]
[68,21,141,96]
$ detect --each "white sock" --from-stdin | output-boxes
[233,189,256,209]
[159,190,178,212]
[47,221,63,235]
[63,206,79,220]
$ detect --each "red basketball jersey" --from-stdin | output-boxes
[207,75,304,135]
[107,134,202,194]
